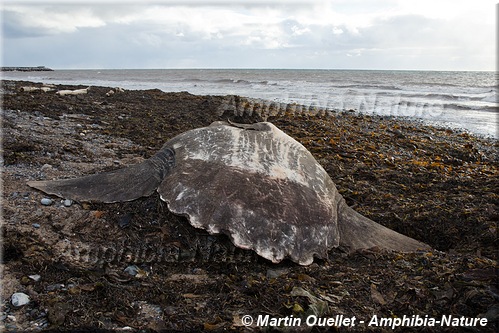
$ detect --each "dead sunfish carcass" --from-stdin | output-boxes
[28,121,430,265]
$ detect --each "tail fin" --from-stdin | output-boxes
[27,148,175,203]
[337,199,430,253]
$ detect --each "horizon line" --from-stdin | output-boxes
[4,67,494,72]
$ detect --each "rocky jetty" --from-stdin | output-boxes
[1,66,53,72]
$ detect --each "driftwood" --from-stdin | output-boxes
[56,87,90,96]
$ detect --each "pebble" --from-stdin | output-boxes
[29,274,41,282]
[118,213,133,228]
[46,283,65,292]
[192,268,206,275]
[31,316,49,329]
[20,276,31,285]
[32,223,41,229]
[266,268,290,279]
[40,198,53,206]
[124,265,139,276]
[40,164,52,172]
[11,292,30,307]
[63,199,73,207]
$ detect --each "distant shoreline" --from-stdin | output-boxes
[1,66,53,72]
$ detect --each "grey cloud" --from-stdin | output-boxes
[2,3,494,70]
[358,15,446,48]
[2,9,51,38]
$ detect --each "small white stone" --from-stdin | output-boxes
[29,274,41,282]
[11,292,30,307]
[63,199,73,207]
[40,198,53,206]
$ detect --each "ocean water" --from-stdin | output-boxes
[2,69,497,138]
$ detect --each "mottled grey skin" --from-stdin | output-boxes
[29,148,175,203]
[28,121,430,265]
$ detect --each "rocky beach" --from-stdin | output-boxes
[1,80,498,332]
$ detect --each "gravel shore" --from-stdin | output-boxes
[1,80,497,332]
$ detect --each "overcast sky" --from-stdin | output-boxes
[1,0,496,70]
